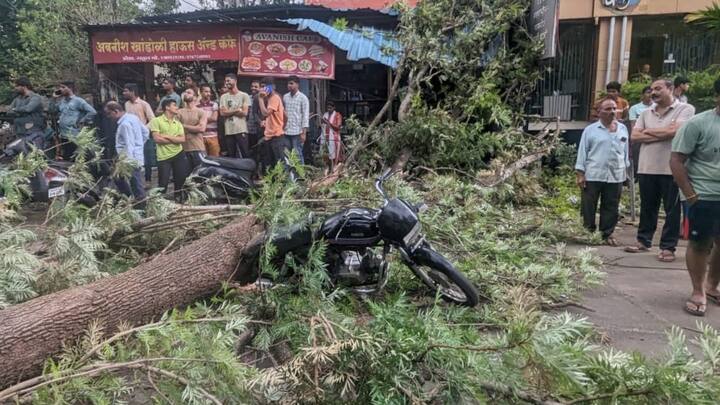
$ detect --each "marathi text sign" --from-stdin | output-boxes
[91,27,239,64]
[238,30,335,79]
[530,0,559,59]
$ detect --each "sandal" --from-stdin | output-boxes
[658,250,676,263]
[684,300,706,317]
[603,236,619,246]
[707,293,720,305]
[624,244,649,253]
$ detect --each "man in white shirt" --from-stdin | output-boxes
[575,99,630,246]
[104,101,149,203]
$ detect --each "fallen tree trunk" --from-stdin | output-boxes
[0,215,263,389]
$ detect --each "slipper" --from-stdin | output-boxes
[658,250,676,263]
[684,300,706,317]
[624,244,649,253]
[603,237,619,247]
[707,293,720,305]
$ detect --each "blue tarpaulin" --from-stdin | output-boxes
[282,18,401,68]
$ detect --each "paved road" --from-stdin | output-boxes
[568,221,720,358]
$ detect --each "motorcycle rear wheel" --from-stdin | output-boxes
[408,246,479,307]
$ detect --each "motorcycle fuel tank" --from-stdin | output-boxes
[377,198,419,245]
[319,208,381,246]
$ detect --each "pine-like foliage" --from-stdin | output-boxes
[0,224,41,308]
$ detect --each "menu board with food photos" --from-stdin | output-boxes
[238,30,335,79]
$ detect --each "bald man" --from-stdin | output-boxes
[575,98,631,246]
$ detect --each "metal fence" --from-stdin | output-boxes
[529,23,595,121]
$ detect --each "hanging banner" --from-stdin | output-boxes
[91,26,240,64]
[238,30,335,79]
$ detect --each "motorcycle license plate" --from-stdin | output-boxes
[48,186,65,198]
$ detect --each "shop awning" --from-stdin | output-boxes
[282,18,401,68]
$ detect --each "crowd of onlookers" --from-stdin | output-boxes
[575,76,720,317]
[6,74,345,203]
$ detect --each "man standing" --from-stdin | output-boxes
[247,80,263,163]
[320,101,343,174]
[155,78,182,115]
[257,77,287,168]
[628,86,653,175]
[625,79,695,262]
[674,76,690,104]
[8,77,45,136]
[177,88,207,169]
[122,83,156,186]
[283,76,310,164]
[592,81,629,122]
[104,101,148,203]
[575,99,630,246]
[123,83,154,125]
[198,84,220,157]
[219,73,251,158]
[149,99,188,202]
[670,78,720,316]
[51,80,97,160]
[183,74,200,96]
[629,86,653,128]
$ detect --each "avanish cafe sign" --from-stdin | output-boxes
[602,0,641,12]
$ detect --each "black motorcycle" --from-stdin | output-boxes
[263,169,479,306]
[0,131,70,202]
[190,154,256,200]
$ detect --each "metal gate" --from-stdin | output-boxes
[529,23,595,121]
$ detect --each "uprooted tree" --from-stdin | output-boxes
[1,0,551,391]
[9,1,720,404]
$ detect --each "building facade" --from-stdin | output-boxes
[532,0,720,122]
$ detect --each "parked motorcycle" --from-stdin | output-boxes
[0,131,69,202]
[261,169,479,306]
[189,154,257,199]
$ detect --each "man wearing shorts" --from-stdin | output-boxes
[670,78,720,317]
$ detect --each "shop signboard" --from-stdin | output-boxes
[530,0,559,59]
[91,27,239,64]
[601,0,641,13]
[238,30,335,79]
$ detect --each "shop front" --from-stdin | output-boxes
[86,5,400,133]
[532,0,720,125]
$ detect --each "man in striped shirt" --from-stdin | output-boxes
[283,76,309,164]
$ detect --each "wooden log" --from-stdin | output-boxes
[0,215,263,389]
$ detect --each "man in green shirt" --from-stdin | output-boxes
[149,99,188,202]
[670,78,720,317]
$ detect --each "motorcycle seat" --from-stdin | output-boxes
[205,156,257,172]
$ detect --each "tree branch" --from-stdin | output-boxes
[478,381,563,405]
[564,389,652,404]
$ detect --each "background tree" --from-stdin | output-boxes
[685,2,720,30]
[1,0,178,98]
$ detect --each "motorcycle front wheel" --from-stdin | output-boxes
[407,246,479,307]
